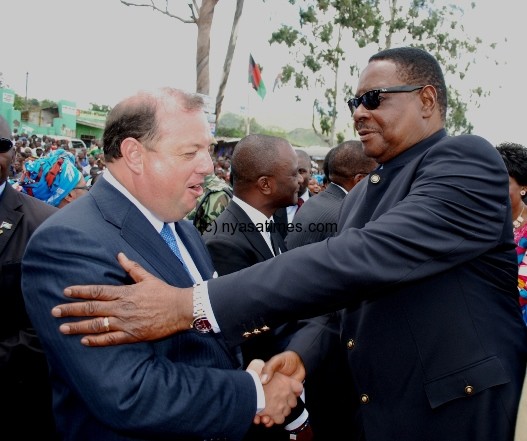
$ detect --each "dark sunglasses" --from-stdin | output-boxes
[0,137,13,153]
[347,85,424,113]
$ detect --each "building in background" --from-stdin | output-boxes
[0,87,105,144]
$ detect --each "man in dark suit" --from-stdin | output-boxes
[273,149,313,239]
[284,140,377,439]
[286,140,377,248]
[0,116,59,438]
[203,133,312,440]
[52,48,527,440]
[204,134,299,279]
[21,88,302,440]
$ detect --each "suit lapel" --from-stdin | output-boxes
[228,202,274,259]
[92,179,195,287]
[175,220,214,281]
[0,186,23,255]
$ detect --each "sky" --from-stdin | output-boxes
[1,0,524,146]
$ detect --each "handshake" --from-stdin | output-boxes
[246,351,313,439]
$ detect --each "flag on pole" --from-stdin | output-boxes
[249,54,266,100]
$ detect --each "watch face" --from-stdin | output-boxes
[193,316,212,333]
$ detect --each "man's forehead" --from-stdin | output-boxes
[357,60,399,93]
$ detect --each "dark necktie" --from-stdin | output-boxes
[296,197,304,213]
[269,221,282,256]
[160,223,195,282]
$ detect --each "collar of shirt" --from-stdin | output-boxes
[286,188,311,223]
[298,188,310,201]
[102,170,202,282]
[333,182,348,194]
[232,195,275,253]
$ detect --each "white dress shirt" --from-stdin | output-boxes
[232,196,277,256]
[286,188,310,224]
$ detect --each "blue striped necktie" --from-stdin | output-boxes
[160,223,195,282]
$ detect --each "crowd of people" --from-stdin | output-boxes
[1,46,527,441]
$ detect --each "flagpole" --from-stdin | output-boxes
[246,82,251,136]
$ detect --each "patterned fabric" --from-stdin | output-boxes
[19,149,83,206]
[186,174,232,234]
[514,224,527,325]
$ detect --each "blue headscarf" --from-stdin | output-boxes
[20,149,82,206]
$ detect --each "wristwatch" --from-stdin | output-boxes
[191,283,212,333]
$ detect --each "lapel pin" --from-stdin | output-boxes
[370,174,381,184]
[0,221,13,230]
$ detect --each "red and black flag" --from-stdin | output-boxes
[249,54,266,100]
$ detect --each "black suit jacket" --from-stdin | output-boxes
[285,182,345,248]
[203,200,307,440]
[204,201,292,363]
[273,192,313,240]
[0,183,58,438]
[209,130,527,441]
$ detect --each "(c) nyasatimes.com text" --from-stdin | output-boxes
[204,220,337,235]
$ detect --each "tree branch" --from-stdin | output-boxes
[120,0,195,24]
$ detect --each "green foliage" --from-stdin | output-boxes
[40,99,57,109]
[90,103,112,112]
[269,0,493,137]
[216,112,326,147]
[13,93,56,111]
[13,94,25,111]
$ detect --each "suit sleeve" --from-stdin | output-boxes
[208,136,513,347]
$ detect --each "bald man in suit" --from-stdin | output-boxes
[203,134,311,440]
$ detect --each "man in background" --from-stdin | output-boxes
[273,149,312,239]
[286,140,377,248]
[0,116,59,438]
[186,172,232,235]
[203,133,311,440]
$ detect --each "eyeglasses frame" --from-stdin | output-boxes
[347,85,425,114]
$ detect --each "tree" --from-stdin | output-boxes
[90,103,112,113]
[270,0,493,144]
[119,0,245,125]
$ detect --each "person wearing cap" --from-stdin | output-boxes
[0,116,59,438]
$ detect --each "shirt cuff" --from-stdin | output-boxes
[284,409,309,431]
[200,281,221,333]
[246,367,265,413]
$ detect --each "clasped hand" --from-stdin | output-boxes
[246,352,306,427]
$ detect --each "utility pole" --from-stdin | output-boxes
[25,72,29,109]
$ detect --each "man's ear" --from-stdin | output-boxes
[257,176,273,195]
[120,137,143,174]
[420,84,437,118]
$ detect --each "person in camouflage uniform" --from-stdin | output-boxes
[186,173,233,234]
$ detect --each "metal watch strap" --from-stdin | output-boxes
[191,283,212,333]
